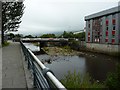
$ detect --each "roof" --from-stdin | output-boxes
[85,6,120,21]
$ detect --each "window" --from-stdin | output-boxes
[88,37,90,42]
[106,19,109,26]
[106,26,108,30]
[88,21,90,28]
[106,16,109,26]
[112,14,116,25]
[88,32,90,38]
[112,19,116,25]
[105,38,108,42]
[112,34,115,38]
[112,39,115,44]
[112,30,115,35]
[88,24,90,28]
[98,32,100,35]
[113,25,115,30]
[106,31,108,36]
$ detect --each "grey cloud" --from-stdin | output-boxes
[17,0,119,35]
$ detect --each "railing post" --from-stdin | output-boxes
[32,62,36,88]
[27,53,30,70]
[20,40,66,89]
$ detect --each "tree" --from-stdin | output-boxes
[62,31,74,38]
[24,35,34,38]
[14,34,23,38]
[7,33,15,39]
[40,34,56,38]
[74,32,85,41]
[2,1,24,44]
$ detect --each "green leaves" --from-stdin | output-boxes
[2,2,24,32]
[2,1,24,44]
[40,34,56,38]
[61,71,105,89]
[105,64,120,89]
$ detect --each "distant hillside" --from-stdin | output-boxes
[28,30,84,37]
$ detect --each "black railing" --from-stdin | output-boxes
[20,41,66,89]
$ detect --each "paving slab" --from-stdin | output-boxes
[2,42,27,88]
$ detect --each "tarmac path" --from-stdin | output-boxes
[2,42,27,88]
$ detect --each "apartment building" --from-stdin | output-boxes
[85,6,120,53]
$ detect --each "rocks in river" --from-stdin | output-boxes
[45,59,52,64]
[43,46,86,56]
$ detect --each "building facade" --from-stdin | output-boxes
[85,6,120,44]
[85,6,120,53]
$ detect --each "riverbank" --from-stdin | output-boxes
[42,46,119,62]
[43,46,83,56]
[79,47,120,58]
[42,46,99,59]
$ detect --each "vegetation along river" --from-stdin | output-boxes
[24,43,119,82]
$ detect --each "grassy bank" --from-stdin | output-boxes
[61,64,120,89]
[61,71,105,89]
[32,42,39,46]
[43,46,81,56]
[2,41,10,47]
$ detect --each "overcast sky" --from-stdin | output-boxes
[16,0,120,36]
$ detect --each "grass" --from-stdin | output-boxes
[43,47,49,52]
[61,71,106,89]
[2,41,10,47]
[32,42,39,46]
[60,45,72,52]
[62,45,71,50]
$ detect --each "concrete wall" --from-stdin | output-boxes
[86,43,120,53]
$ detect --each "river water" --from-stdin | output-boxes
[24,43,119,82]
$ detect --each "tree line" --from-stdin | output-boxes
[7,31,85,41]
[1,1,24,44]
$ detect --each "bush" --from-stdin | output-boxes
[105,63,120,89]
[2,41,10,47]
[61,71,105,89]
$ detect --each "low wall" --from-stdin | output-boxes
[86,43,120,53]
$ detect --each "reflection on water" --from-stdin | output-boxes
[37,55,86,80]
[23,43,39,51]
[85,55,118,81]
[24,43,119,81]
[36,54,119,81]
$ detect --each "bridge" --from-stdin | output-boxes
[21,38,69,51]
[2,40,66,89]
[21,38,69,42]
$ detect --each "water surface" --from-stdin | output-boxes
[24,43,119,81]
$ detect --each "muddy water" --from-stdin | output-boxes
[36,54,119,81]
[24,43,119,81]
[23,43,40,51]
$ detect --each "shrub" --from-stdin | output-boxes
[61,71,105,89]
[2,41,10,47]
[105,63,120,89]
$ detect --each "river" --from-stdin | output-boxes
[24,43,119,82]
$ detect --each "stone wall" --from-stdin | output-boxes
[86,43,120,53]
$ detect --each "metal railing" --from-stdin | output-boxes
[20,41,66,89]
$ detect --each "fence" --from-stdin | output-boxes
[20,41,66,89]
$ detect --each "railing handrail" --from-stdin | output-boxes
[20,41,66,89]
[28,49,66,88]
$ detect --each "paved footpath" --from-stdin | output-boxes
[2,42,27,88]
